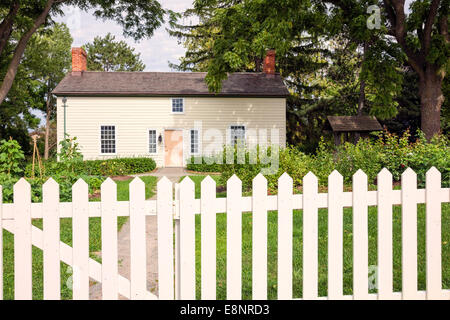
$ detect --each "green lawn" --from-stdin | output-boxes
[182,175,450,299]
[1,175,157,300]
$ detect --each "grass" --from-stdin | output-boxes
[182,175,450,299]
[1,175,158,300]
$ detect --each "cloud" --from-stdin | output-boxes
[54,0,194,71]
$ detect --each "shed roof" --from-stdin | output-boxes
[327,116,383,132]
[52,71,289,97]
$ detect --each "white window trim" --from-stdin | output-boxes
[171,97,185,114]
[189,128,200,155]
[148,128,158,155]
[99,124,117,156]
[229,124,247,146]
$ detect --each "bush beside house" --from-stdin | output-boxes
[188,130,450,191]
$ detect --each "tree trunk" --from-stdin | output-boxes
[419,67,444,140]
[44,95,51,160]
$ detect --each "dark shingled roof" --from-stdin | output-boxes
[327,116,383,132]
[53,71,289,97]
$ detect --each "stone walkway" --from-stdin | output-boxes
[89,167,187,299]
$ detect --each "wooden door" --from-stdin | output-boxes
[164,130,183,167]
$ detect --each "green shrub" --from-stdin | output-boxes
[187,156,225,172]
[26,157,157,178]
[0,138,25,176]
[215,130,449,190]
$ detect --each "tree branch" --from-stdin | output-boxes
[423,0,441,54]
[386,0,425,78]
[440,13,449,43]
[0,1,20,57]
[0,0,55,105]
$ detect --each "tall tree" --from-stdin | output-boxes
[25,23,72,159]
[0,0,171,106]
[84,33,145,71]
[326,0,449,139]
[171,0,448,140]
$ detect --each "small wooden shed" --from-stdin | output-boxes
[327,115,382,145]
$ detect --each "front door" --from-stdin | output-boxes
[164,130,183,167]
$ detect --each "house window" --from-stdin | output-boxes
[190,129,199,154]
[100,125,116,154]
[172,98,184,113]
[230,125,245,146]
[149,130,157,154]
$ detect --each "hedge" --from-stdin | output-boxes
[26,157,157,177]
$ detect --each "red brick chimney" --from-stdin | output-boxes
[263,50,276,75]
[71,47,87,75]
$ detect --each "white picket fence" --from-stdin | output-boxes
[0,167,449,300]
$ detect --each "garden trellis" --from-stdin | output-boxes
[0,167,448,300]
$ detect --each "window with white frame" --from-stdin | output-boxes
[100,125,116,154]
[190,129,199,154]
[230,125,245,146]
[149,130,157,154]
[172,98,184,113]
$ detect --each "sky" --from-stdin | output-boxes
[53,0,194,71]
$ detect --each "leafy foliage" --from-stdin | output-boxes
[191,131,449,191]
[26,157,156,178]
[58,135,83,172]
[84,33,146,72]
[0,137,25,175]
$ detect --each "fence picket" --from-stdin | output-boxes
[43,178,61,300]
[14,178,32,300]
[0,185,2,300]
[157,177,174,299]
[227,175,242,299]
[130,178,147,299]
[303,172,318,299]
[180,177,196,299]
[328,170,344,299]
[278,173,293,299]
[377,168,393,300]
[101,178,118,300]
[425,167,442,299]
[174,183,180,300]
[353,170,369,300]
[201,176,216,300]
[402,168,418,300]
[252,173,267,300]
[72,179,89,300]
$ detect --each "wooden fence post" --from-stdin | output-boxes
[278,173,293,299]
[130,177,147,299]
[72,178,89,300]
[303,172,318,299]
[425,167,442,299]
[14,178,32,300]
[227,175,242,299]
[353,169,368,300]
[377,168,393,300]
[328,170,344,299]
[157,177,174,299]
[201,176,217,300]
[179,177,196,299]
[402,168,418,299]
[252,173,268,300]
[43,178,61,300]
[101,178,118,300]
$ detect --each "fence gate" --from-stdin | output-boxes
[0,167,449,300]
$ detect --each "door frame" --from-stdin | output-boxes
[163,128,185,167]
